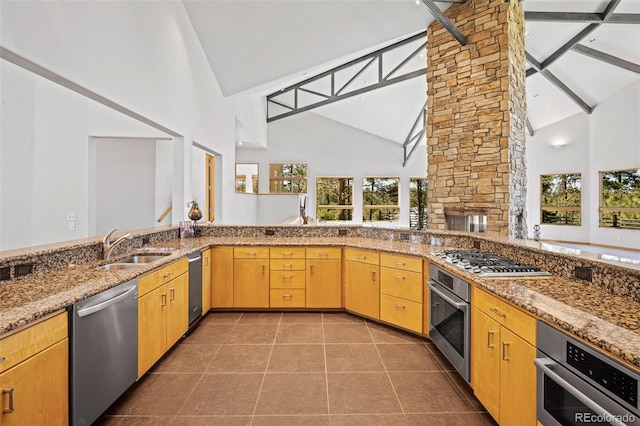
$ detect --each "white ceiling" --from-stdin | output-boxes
[183,0,640,146]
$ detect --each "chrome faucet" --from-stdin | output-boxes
[103,228,133,261]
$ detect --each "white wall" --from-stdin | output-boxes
[236,112,427,226]
[1,1,238,250]
[526,81,640,250]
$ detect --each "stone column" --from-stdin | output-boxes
[426,0,527,237]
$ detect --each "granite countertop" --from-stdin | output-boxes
[1,235,639,370]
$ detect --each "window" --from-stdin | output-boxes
[410,178,428,230]
[235,163,259,193]
[316,177,353,221]
[600,169,640,230]
[363,177,400,222]
[269,163,307,193]
[540,174,582,225]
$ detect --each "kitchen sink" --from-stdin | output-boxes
[118,253,171,264]
[95,263,143,271]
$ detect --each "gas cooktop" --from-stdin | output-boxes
[434,250,551,277]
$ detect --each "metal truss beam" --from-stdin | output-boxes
[526,117,534,137]
[524,11,640,24]
[267,32,427,122]
[420,0,467,46]
[403,101,427,167]
[572,44,640,75]
[526,51,592,114]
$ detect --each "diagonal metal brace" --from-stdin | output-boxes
[421,0,467,46]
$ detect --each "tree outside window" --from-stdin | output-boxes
[410,178,428,230]
[316,177,353,221]
[600,169,640,230]
[363,177,400,222]
[540,174,582,226]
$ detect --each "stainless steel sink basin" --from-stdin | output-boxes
[118,254,171,264]
[95,263,143,271]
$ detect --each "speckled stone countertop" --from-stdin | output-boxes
[1,235,639,370]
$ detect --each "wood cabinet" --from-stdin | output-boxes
[472,287,537,426]
[270,247,305,308]
[344,248,380,319]
[234,247,270,308]
[422,259,430,336]
[306,247,342,308]
[0,312,68,426]
[201,248,212,314]
[211,246,234,308]
[379,253,423,333]
[138,258,189,378]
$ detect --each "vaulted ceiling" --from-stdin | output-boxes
[183,0,640,148]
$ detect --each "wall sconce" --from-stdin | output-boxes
[549,138,569,148]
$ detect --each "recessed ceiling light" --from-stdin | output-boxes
[415,0,420,5]
[589,38,596,43]
[238,142,243,145]
[361,96,365,101]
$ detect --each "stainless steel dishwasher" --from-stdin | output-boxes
[69,278,138,426]
[188,250,203,326]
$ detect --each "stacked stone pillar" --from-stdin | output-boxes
[426,0,527,237]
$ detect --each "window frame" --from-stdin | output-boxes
[540,173,582,226]
[315,176,354,222]
[409,177,428,230]
[268,163,307,194]
[599,168,640,230]
[362,176,400,223]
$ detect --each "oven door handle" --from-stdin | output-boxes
[428,281,467,310]
[534,358,627,426]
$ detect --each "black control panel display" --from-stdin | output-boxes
[566,341,638,408]
[437,270,454,291]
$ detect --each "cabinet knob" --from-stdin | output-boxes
[2,388,14,414]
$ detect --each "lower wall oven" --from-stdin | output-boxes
[427,264,470,381]
[536,321,640,426]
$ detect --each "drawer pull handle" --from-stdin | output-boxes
[394,304,405,309]
[161,293,167,306]
[487,330,495,348]
[502,341,510,361]
[395,262,405,266]
[393,275,405,280]
[283,263,293,268]
[163,272,174,278]
[0,357,5,363]
[204,257,209,266]
[282,275,293,279]
[283,293,293,298]
[170,288,175,301]
[3,388,14,413]
[357,255,366,259]
[262,265,265,274]
[246,252,257,256]
[490,307,505,317]
[282,252,292,256]
[310,265,314,274]
[371,271,376,281]
[319,252,328,257]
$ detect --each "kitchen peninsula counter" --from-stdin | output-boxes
[1,231,639,370]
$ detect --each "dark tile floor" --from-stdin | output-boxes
[98,312,495,425]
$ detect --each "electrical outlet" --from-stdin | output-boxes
[265,229,276,236]
[142,236,150,245]
[400,233,410,241]
[15,263,34,278]
[575,266,592,282]
[338,229,348,236]
[473,241,481,250]
[66,212,77,221]
[68,221,76,231]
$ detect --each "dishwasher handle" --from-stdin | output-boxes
[77,285,137,318]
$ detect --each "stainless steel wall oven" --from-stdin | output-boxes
[536,321,640,426]
[427,264,471,381]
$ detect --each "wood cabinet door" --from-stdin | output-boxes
[201,248,212,313]
[138,285,167,378]
[344,261,379,319]
[234,259,269,307]
[166,273,189,349]
[212,246,234,308]
[500,327,537,426]
[0,339,68,426]
[471,308,501,421]
[306,259,342,308]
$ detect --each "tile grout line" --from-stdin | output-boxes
[321,313,332,423]
[366,318,409,423]
[248,312,282,425]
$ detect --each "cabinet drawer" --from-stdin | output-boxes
[270,259,305,271]
[233,247,270,259]
[380,253,422,273]
[0,312,68,372]
[270,271,306,288]
[138,258,188,297]
[270,289,306,308]
[344,248,379,265]
[474,287,536,345]
[380,268,423,303]
[306,247,341,259]
[380,294,422,333]
[270,247,305,259]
